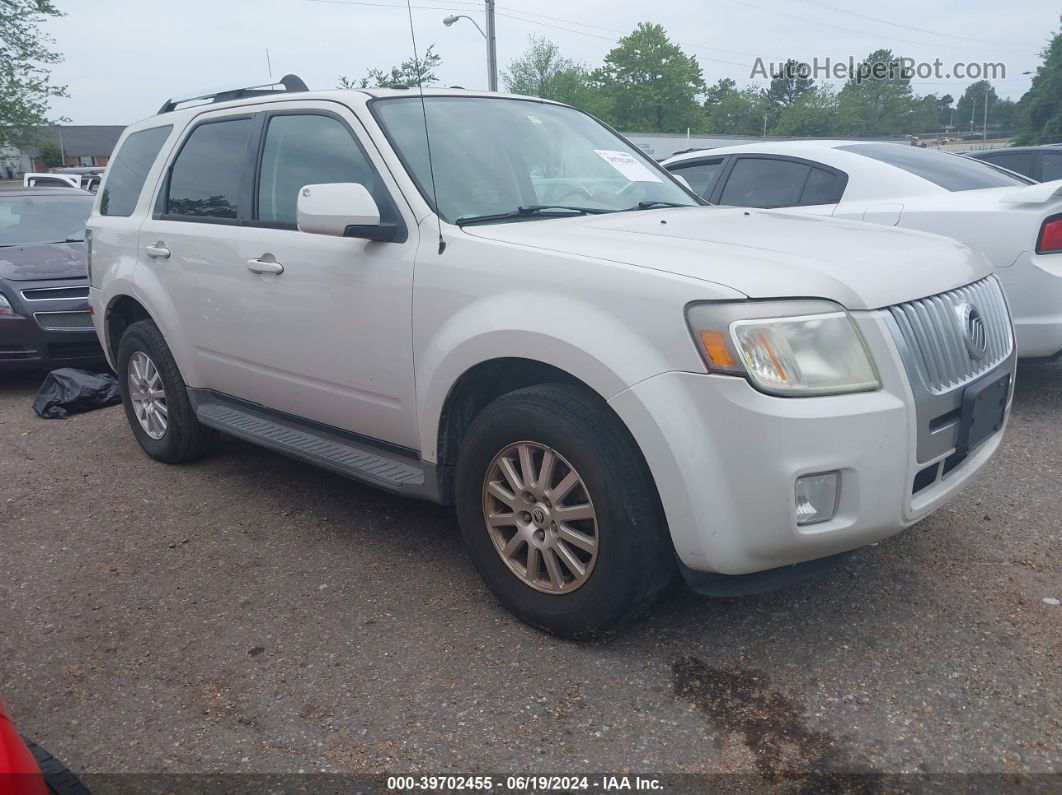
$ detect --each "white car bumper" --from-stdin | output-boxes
[608,312,1014,578]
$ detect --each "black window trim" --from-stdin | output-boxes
[707,153,849,208]
[154,113,257,225]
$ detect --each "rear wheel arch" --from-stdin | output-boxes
[104,294,152,361]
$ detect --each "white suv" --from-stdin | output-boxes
[88,78,1016,636]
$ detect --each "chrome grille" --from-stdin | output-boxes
[886,276,1012,394]
[34,311,94,331]
[21,286,89,301]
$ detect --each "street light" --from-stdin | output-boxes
[442,2,497,92]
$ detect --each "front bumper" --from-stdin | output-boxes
[608,311,1014,576]
[0,279,105,372]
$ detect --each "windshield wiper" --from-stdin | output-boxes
[456,205,614,226]
[629,200,693,210]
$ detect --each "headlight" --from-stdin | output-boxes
[686,300,880,396]
[0,293,14,317]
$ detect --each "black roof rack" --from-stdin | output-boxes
[157,74,308,114]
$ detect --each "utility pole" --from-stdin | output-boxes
[485,0,498,91]
[982,88,990,146]
[763,113,768,138]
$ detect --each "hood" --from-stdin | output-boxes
[0,242,87,282]
[462,206,992,310]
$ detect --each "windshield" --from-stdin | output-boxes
[0,195,93,247]
[839,143,1028,192]
[372,96,698,223]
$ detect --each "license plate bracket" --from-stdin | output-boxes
[956,371,1010,457]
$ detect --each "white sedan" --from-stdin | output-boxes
[664,141,1062,359]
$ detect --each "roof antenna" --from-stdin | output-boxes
[405,0,445,255]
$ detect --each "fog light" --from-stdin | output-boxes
[795,472,840,525]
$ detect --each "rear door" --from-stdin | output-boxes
[136,112,260,398]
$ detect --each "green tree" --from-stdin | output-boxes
[704,78,774,135]
[773,86,840,136]
[834,49,922,136]
[1014,28,1062,144]
[37,141,62,167]
[955,80,1000,134]
[338,44,442,89]
[593,23,705,132]
[762,59,814,109]
[502,35,582,100]
[938,94,955,128]
[0,0,67,149]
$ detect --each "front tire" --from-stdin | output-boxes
[116,319,216,463]
[455,383,675,638]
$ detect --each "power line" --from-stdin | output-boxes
[791,0,1021,47]
[728,0,1029,53]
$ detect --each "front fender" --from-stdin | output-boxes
[416,290,704,463]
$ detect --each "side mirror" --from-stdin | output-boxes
[672,173,693,191]
[296,183,397,242]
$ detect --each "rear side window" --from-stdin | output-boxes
[1043,152,1062,182]
[257,114,378,224]
[719,158,810,208]
[978,151,1036,179]
[99,125,172,216]
[801,166,845,205]
[841,143,1026,191]
[669,159,725,199]
[166,118,253,219]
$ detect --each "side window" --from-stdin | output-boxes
[165,118,253,219]
[800,167,844,205]
[982,151,1036,179]
[257,114,378,225]
[99,125,172,217]
[669,159,725,199]
[719,158,811,208]
[1042,152,1062,182]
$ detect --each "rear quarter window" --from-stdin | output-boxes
[99,125,172,217]
[840,143,1026,191]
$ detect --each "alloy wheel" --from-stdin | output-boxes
[127,350,168,440]
[482,441,599,594]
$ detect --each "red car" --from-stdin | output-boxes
[0,699,87,795]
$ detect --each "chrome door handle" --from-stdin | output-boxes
[144,242,170,259]
[246,257,284,275]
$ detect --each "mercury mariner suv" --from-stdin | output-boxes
[87,77,1016,636]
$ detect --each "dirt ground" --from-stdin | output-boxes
[1,363,1059,785]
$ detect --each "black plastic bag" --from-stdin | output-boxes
[33,368,121,419]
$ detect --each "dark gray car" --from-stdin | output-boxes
[0,187,104,372]
[966,145,1062,183]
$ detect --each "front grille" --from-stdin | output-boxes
[34,311,94,331]
[886,276,1012,394]
[21,286,89,301]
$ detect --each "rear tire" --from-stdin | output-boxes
[116,319,216,463]
[23,737,91,795]
[455,383,675,638]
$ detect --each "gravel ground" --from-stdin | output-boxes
[1,363,1060,785]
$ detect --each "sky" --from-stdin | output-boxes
[43,0,1060,125]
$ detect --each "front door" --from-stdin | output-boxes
[227,105,420,450]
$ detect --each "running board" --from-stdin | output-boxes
[189,391,440,501]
